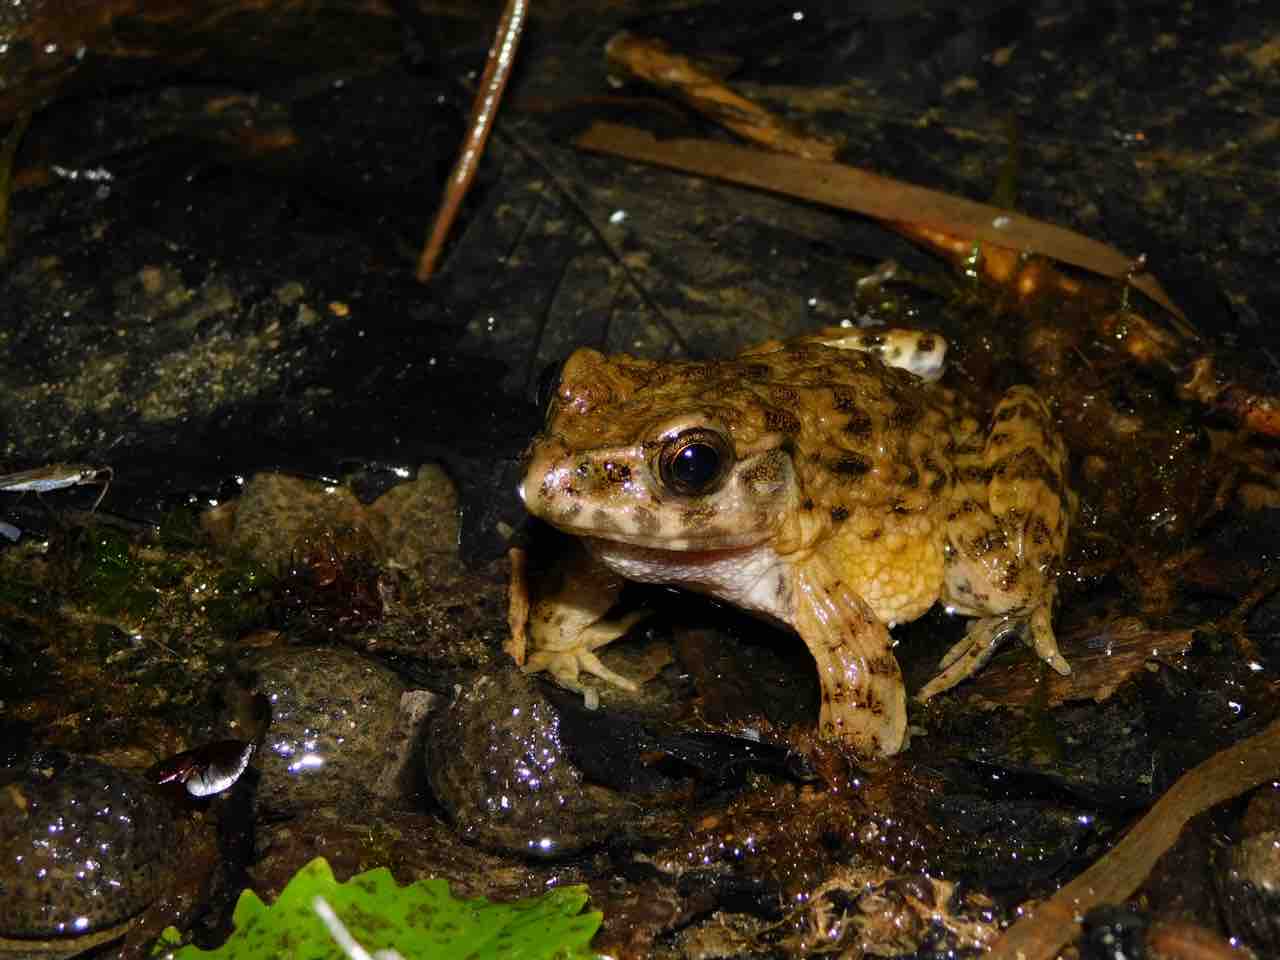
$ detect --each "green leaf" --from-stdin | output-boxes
[158,857,601,960]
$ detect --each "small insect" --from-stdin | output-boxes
[152,739,256,798]
[0,463,114,511]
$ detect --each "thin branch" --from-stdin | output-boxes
[416,0,528,282]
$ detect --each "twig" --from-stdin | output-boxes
[416,0,528,282]
[605,33,837,161]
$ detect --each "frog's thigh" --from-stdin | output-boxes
[934,386,1071,695]
[794,557,906,756]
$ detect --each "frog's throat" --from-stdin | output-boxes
[583,537,794,624]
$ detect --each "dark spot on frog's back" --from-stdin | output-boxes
[741,363,772,381]
[1000,560,1022,590]
[831,453,873,479]
[888,401,922,429]
[1028,515,1053,547]
[831,505,849,523]
[842,408,873,439]
[770,386,799,406]
[996,448,1058,483]
[916,335,936,354]
[832,387,860,413]
[764,408,802,433]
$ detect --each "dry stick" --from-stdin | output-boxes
[577,122,1184,320]
[986,714,1280,960]
[605,32,838,162]
[416,0,528,282]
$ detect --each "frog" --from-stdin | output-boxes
[517,328,1072,756]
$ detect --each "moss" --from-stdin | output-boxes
[74,528,159,619]
[158,506,207,549]
[204,558,276,638]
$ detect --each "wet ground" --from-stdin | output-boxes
[1,1,1279,958]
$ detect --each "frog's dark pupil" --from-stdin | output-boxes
[672,442,720,491]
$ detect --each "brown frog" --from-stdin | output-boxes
[518,328,1072,756]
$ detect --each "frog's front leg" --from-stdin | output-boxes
[517,540,650,692]
[793,556,907,756]
[922,386,1072,699]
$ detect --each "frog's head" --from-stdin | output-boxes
[519,348,801,552]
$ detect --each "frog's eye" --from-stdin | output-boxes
[658,429,733,496]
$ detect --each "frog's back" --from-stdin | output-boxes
[741,341,957,623]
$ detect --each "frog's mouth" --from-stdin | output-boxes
[584,536,792,622]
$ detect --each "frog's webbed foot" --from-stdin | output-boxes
[917,602,1068,700]
[794,558,907,756]
[522,608,651,692]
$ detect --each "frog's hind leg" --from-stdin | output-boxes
[793,556,907,756]
[925,387,1072,699]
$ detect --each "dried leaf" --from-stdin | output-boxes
[576,121,1184,321]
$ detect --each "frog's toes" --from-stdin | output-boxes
[523,647,641,693]
[916,616,1015,700]
[917,605,1069,701]
[522,609,650,693]
[1027,603,1071,676]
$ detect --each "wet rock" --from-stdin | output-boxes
[1215,787,1280,955]
[371,689,440,802]
[426,667,630,858]
[0,754,176,946]
[206,466,460,582]
[239,646,406,812]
